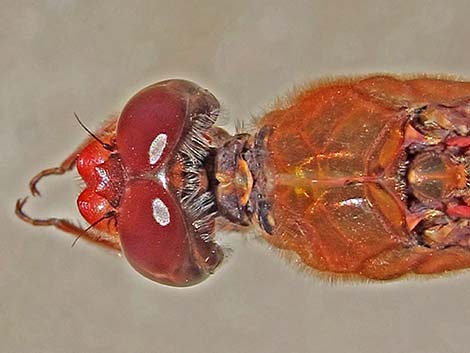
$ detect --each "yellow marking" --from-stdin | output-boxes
[315,151,353,160]
[294,186,310,198]
[237,159,253,206]
[215,172,231,186]
[295,166,305,178]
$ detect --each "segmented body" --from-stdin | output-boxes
[16,75,470,286]
[261,76,470,279]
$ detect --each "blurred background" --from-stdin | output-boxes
[2,1,470,352]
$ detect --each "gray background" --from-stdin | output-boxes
[3,1,470,352]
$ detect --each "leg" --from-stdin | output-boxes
[29,116,118,196]
[15,197,120,251]
[17,116,120,250]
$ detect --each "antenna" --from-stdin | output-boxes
[71,211,117,247]
[74,112,115,151]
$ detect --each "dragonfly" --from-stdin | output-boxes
[16,75,470,286]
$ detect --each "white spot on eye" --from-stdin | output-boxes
[149,133,168,165]
[152,198,170,226]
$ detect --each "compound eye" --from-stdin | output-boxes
[118,179,210,286]
[116,80,219,176]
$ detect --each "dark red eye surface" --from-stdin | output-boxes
[118,179,208,286]
[113,79,222,285]
[116,79,219,176]
[116,84,184,175]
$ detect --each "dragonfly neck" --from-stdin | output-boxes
[212,126,275,234]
